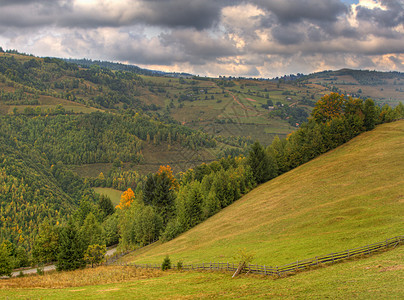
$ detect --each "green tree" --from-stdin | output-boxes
[143,166,177,224]
[362,98,377,130]
[118,199,162,248]
[84,244,106,268]
[0,243,13,277]
[393,102,404,119]
[14,246,29,268]
[79,212,103,249]
[32,219,59,264]
[247,141,275,184]
[102,214,120,246]
[57,221,86,271]
[161,255,171,271]
[98,195,115,218]
[176,181,204,230]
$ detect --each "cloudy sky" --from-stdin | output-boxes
[0,0,403,77]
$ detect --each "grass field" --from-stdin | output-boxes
[124,120,404,266]
[0,246,402,299]
[93,188,123,206]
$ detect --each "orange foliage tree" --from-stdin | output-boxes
[116,188,135,209]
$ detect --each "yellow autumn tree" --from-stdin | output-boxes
[311,93,345,123]
[116,188,135,209]
[157,165,179,191]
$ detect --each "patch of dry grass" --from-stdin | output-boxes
[0,266,163,289]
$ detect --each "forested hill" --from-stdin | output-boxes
[0,135,78,250]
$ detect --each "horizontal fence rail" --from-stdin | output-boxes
[115,235,403,277]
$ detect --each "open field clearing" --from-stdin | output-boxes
[93,188,123,206]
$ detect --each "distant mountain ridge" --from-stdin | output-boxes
[62,58,194,78]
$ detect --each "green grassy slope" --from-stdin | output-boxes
[126,120,404,266]
[93,187,123,206]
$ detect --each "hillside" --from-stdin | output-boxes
[0,138,79,250]
[1,121,402,300]
[125,120,404,266]
[299,69,404,108]
[2,52,402,148]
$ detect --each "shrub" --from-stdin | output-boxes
[161,255,171,271]
[177,260,183,270]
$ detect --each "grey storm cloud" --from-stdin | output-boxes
[0,0,240,30]
[271,25,305,45]
[0,0,403,77]
[136,0,230,30]
[254,0,347,24]
[356,0,404,28]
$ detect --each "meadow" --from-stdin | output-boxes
[0,247,402,299]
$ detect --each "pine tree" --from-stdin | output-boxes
[363,98,377,130]
[57,220,86,271]
[98,194,115,217]
[247,141,273,184]
[0,243,13,277]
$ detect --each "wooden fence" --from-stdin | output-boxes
[116,235,403,277]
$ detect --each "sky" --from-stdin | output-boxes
[0,0,403,78]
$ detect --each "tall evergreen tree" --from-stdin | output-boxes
[143,166,177,224]
[363,98,377,130]
[247,141,273,184]
[56,220,86,271]
[98,194,115,218]
[0,243,13,277]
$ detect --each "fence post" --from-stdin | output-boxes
[264,265,267,276]
[316,256,318,266]
[276,266,280,277]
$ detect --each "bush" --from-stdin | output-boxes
[177,260,183,270]
[161,255,171,271]
[36,266,44,275]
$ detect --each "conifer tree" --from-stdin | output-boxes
[99,194,115,217]
[247,141,273,184]
[57,220,86,271]
[363,98,377,130]
[0,243,13,277]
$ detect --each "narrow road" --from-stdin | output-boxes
[10,246,118,277]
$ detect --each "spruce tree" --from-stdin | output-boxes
[57,220,86,271]
[98,195,115,218]
[247,141,273,184]
[0,243,13,277]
